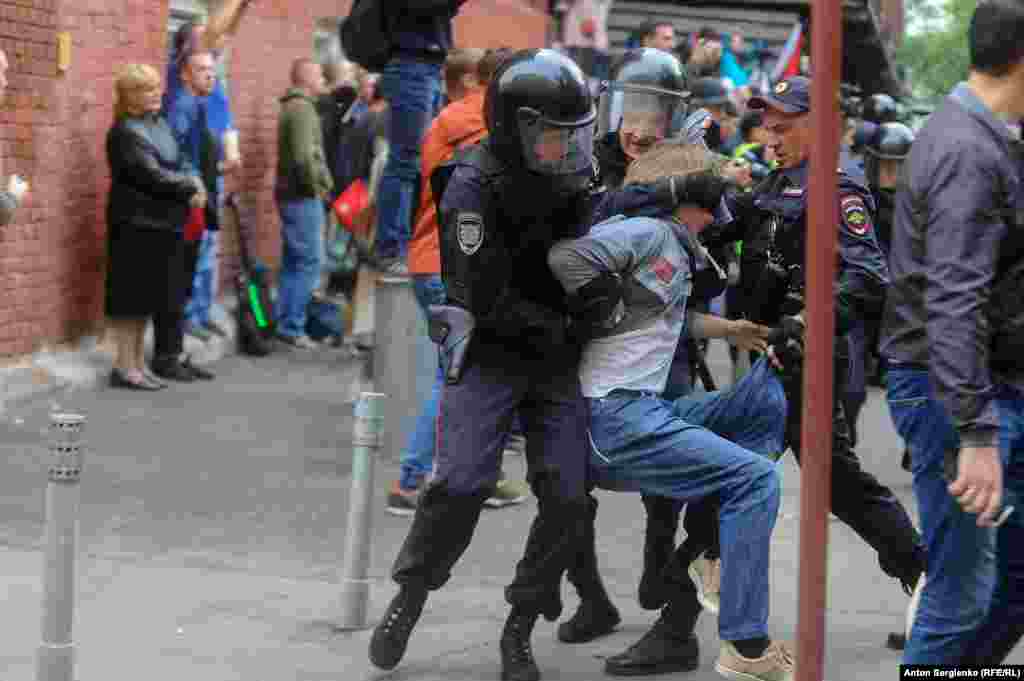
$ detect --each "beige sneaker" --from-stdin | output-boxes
[485,478,529,508]
[688,552,721,615]
[715,640,794,681]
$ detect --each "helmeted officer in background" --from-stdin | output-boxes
[368,49,599,681]
[862,122,916,459]
[863,92,901,125]
[698,75,927,605]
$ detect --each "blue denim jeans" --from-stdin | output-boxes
[587,375,784,640]
[275,198,324,338]
[400,274,446,490]
[888,367,1024,664]
[184,228,219,327]
[374,57,442,260]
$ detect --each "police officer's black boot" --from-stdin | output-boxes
[604,596,701,676]
[369,584,428,670]
[638,495,680,610]
[501,607,542,681]
[558,495,620,643]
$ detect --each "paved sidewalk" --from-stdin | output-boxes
[0,342,1020,681]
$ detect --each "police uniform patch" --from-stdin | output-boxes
[457,212,484,255]
[841,197,871,236]
[775,81,789,95]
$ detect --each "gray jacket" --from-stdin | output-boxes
[881,83,1023,447]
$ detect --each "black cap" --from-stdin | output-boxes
[748,76,810,114]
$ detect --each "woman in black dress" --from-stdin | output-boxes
[105,63,205,389]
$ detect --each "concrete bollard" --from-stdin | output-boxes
[337,392,386,631]
[373,275,436,461]
[37,413,85,681]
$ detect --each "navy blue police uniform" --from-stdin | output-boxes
[696,77,926,593]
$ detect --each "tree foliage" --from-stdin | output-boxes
[895,0,975,103]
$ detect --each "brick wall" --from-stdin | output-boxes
[0,0,547,360]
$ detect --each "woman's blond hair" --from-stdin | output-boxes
[113,63,161,120]
[624,140,722,186]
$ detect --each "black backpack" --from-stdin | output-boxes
[340,0,394,71]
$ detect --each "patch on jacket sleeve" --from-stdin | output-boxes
[840,196,871,236]
[456,212,484,255]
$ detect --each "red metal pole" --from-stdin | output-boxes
[796,0,842,679]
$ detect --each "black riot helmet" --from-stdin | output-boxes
[864,121,915,188]
[597,48,690,143]
[484,49,597,190]
[862,93,899,124]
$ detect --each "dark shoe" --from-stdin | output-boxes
[605,619,700,677]
[901,448,912,472]
[110,369,163,391]
[182,356,215,381]
[151,360,197,383]
[500,609,540,681]
[142,369,168,389]
[557,598,620,643]
[369,586,428,670]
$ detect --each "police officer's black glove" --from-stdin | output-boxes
[427,305,476,384]
[767,315,806,375]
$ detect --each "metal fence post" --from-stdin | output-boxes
[37,413,85,681]
[373,275,436,462]
[337,392,386,631]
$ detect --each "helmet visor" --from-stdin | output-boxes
[597,83,688,140]
[517,108,595,176]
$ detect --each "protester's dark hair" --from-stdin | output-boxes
[738,110,763,142]
[173,21,202,63]
[968,0,1024,76]
[291,57,317,86]
[639,21,674,44]
[478,47,515,84]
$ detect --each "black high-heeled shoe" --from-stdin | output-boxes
[110,369,163,391]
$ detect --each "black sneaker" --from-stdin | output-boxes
[369,586,428,670]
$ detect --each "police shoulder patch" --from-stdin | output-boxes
[456,212,484,255]
[840,196,871,236]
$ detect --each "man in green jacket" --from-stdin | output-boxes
[275,57,333,349]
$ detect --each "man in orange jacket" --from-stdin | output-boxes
[387,47,530,516]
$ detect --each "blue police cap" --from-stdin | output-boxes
[748,76,811,114]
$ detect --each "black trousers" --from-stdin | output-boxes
[152,237,200,362]
[392,339,589,619]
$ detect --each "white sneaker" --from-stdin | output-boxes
[688,552,721,615]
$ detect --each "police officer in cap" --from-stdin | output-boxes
[699,75,927,604]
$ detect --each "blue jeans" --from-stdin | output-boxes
[400,274,446,490]
[888,367,1024,663]
[184,229,219,327]
[275,198,324,338]
[587,375,784,640]
[374,57,442,260]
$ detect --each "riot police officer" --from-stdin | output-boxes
[862,122,915,461]
[702,76,926,602]
[369,49,598,681]
[862,92,901,125]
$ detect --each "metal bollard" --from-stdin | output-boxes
[37,413,85,681]
[337,392,386,631]
[374,275,436,461]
